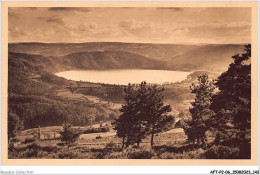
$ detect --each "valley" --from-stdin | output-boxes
[8,42,243,130]
[7,42,249,159]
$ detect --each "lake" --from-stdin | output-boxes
[55,69,191,85]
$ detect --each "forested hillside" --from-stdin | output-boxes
[9,42,245,71]
[62,51,169,70]
[8,52,120,129]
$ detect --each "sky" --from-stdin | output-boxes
[8,7,251,44]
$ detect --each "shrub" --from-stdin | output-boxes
[83,127,110,134]
[175,119,185,128]
[157,152,176,159]
[109,112,118,120]
[8,112,23,141]
[157,148,205,159]
[27,142,40,150]
[57,147,89,159]
[204,145,239,159]
[58,152,78,159]
[14,142,40,158]
[105,142,120,152]
[106,141,117,149]
[41,145,58,153]
[23,137,36,144]
[96,136,102,139]
[8,142,15,152]
[60,124,80,147]
[24,148,39,158]
[57,142,66,146]
[10,137,20,143]
[100,127,110,132]
[103,151,128,159]
[9,141,61,159]
[238,141,251,159]
[127,148,155,159]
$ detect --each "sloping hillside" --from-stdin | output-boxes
[8,52,121,129]
[62,51,169,70]
[9,42,197,57]
[9,42,246,72]
[166,44,245,72]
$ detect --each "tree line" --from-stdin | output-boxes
[113,44,251,150]
[184,44,251,149]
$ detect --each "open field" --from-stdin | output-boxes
[17,126,184,143]
[12,125,238,159]
[11,126,206,159]
[9,126,250,159]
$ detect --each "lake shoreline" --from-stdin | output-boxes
[55,69,192,86]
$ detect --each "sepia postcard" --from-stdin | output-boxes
[1,1,258,166]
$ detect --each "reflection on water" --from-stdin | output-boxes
[55,69,191,85]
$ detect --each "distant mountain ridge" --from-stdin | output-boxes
[8,51,171,72]
[62,51,169,70]
[9,42,246,72]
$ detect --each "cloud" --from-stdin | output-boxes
[8,11,18,18]
[156,7,183,12]
[185,23,251,39]
[119,20,152,37]
[119,21,133,29]
[9,27,26,37]
[77,24,97,32]
[8,7,251,44]
[119,20,151,30]
[25,7,38,10]
[48,7,91,13]
[89,24,96,30]
[64,23,97,35]
[48,7,74,11]
[38,17,64,24]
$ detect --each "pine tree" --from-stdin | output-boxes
[134,81,150,146]
[210,44,251,141]
[8,112,23,142]
[112,83,139,148]
[60,123,80,147]
[113,81,173,148]
[145,84,173,147]
[182,120,196,143]
[184,74,215,146]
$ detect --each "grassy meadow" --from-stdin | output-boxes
[10,125,210,159]
[10,124,247,159]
